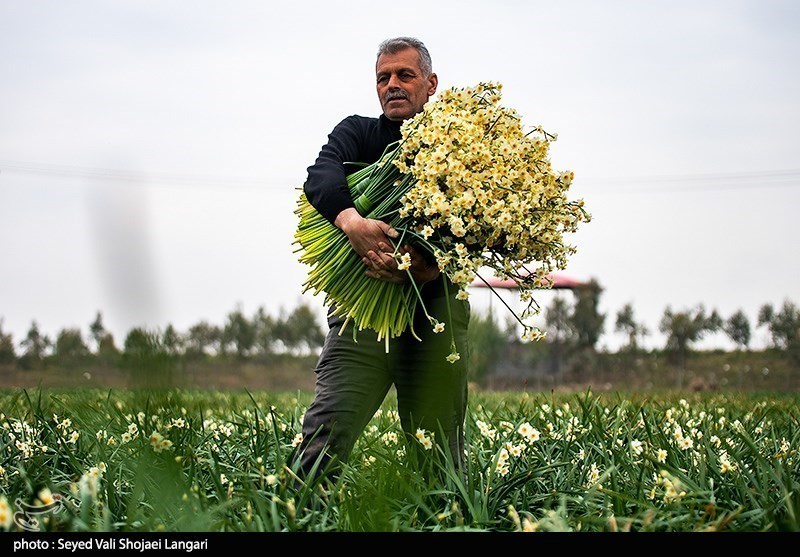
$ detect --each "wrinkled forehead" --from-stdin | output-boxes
[376,48,423,74]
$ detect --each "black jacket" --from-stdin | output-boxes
[303,114,402,225]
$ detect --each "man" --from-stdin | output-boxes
[296,37,470,482]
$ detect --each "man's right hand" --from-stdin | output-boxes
[334,207,399,259]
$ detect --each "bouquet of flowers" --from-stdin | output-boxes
[294,82,590,361]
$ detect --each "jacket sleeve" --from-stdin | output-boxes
[303,116,363,225]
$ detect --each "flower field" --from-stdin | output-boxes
[0,388,797,532]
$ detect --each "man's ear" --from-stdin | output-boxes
[427,72,438,96]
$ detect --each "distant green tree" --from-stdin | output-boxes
[272,308,292,352]
[89,311,106,353]
[19,321,51,369]
[758,301,800,350]
[0,319,16,364]
[87,311,119,362]
[185,321,222,358]
[123,328,152,358]
[222,306,256,359]
[162,324,184,356]
[659,305,722,388]
[545,296,575,345]
[758,300,800,366]
[570,279,605,351]
[614,303,648,352]
[725,309,751,350]
[279,304,324,355]
[54,327,90,364]
[544,295,575,377]
[707,309,724,333]
[97,333,120,363]
[467,309,508,382]
[252,306,277,356]
[122,327,177,388]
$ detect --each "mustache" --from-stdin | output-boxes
[384,90,409,102]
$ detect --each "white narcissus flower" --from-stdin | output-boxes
[149,432,165,452]
[588,463,601,484]
[38,488,55,505]
[397,252,412,271]
[415,428,434,450]
[0,496,12,530]
[517,422,534,438]
[382,432,398,445]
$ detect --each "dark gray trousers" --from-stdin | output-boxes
[296,288,470,480]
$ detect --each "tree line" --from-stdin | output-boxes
[469,280,800,382]
[0,304,325,370]
[1,281,798,376]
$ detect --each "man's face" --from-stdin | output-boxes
[376,48,438,122]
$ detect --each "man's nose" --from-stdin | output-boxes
[387,73,402,89]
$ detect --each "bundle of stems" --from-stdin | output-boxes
[294,143,441,346]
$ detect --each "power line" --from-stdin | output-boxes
[592,169,800,184]
[1,159,799,192]
[588,168,800,193]
[0,160,299,190]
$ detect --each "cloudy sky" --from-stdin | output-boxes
[1,0,798,351]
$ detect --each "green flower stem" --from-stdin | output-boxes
[440,274,458,356]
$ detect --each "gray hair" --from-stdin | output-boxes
[376,37,433,77]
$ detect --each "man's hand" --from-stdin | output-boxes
[335,208,439,285]
[335,207,398,258]
[363,242,440,285]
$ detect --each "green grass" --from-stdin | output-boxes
[0,388,797,532]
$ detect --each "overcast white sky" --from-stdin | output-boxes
[1,0,798,352]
